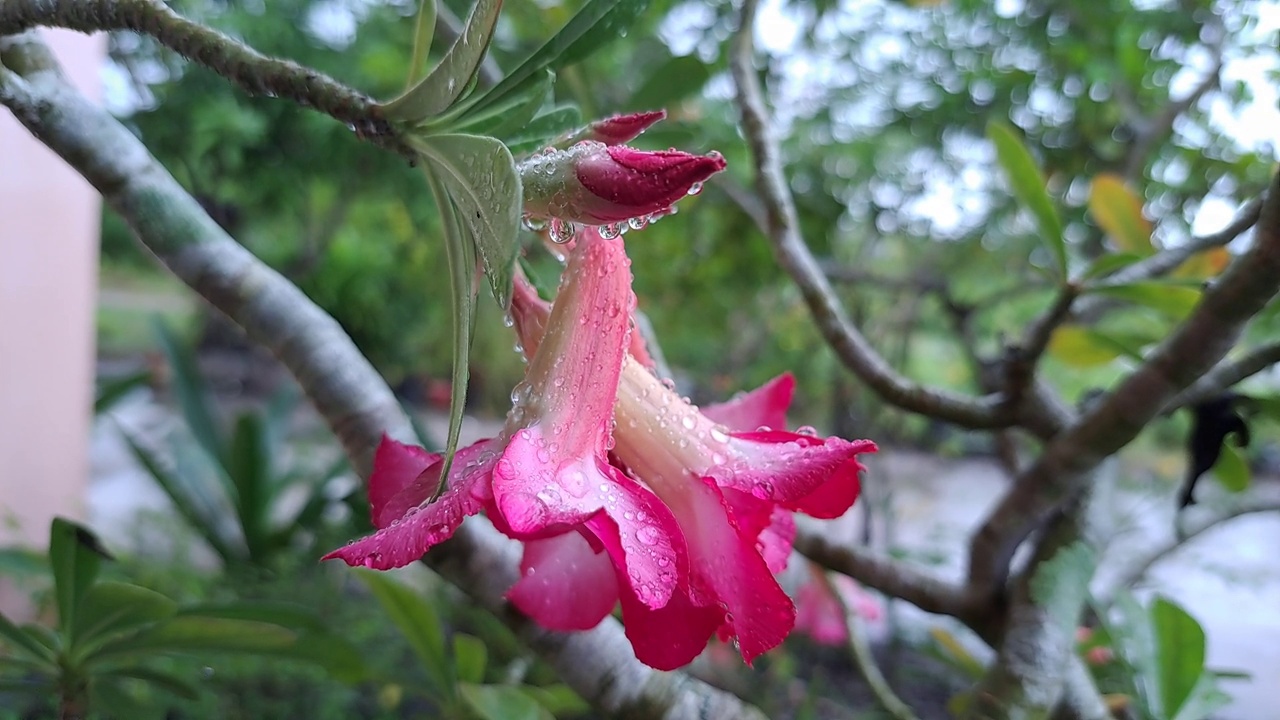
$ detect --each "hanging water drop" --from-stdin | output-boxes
[687,182,703,196]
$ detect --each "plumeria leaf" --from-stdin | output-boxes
[1048,326,1129,367]
[406,0,438,89]
[471,0,652,114]
[1089,173,1154,255]
[413,134,522,308]
[1150,596,1207,719]
[460,683,554,720]
[987,120,1067,280]
[453,633,487,683]
[1210,443,1250,492]
[355,570,453,697]
[49,518,110,644]
[383,0,504,121]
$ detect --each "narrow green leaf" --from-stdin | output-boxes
[1150,596,1207,719]
[524,684,590,716]
[987,120,1067,279]
[423,165,476,496]
[227,413,271,561]
[0,613,56,665]
[94,370,150,415]
[152,319,224,465]
[89,617,298,663]
[1089,174,1154,255]
[406,0,438,89]
[74,582,178,653]
[1092,282,1202,319]
[413,134,522,308]
[176,601,326,633]
[1210,443,1250,492]
[453,633,487,683]
[472,0,651,113]
[100,666,200,700]
[452,70,553,136]
[505,106,584,154]
[354,570,452,695]
[93,678,164,720]
[1082,252,1144,280]
[384,0,504,121]
[289,632,369,683]
[628,54,711,110]
[460,683,554,720]
[49,518,109,644]
[1047,326,1133,367]
[118,427,240,564]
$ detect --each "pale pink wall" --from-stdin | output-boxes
[0,30,107,555]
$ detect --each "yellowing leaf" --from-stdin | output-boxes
[929,627,985,679]
[1089,174,1153,255]
[1174,247,1231,279]
[1048,326,1124,367]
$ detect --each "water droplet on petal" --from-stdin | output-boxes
[687,181,703,196]
[710,427,730,443]
[796,425,819,436]
[636,525,660,544]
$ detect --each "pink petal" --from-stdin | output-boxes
[794,571,849,646]
[368,436,440,528]
[322,445,498,570]
[617,582,724,671]
[507,530,619,631]
[714,431,876,507]
[720,488,795,575]
[573,145,726,223]
[702,373,795,433]
[785,455,863,519]
[493,428,683,610]
[584,110,667,145]
[374,440,495,528]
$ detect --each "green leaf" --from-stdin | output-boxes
[49,518,109,644]
[355,570,452,695]
[1170,674,1233,720]
[1048,326,1128,366]
[406,0,438,89]
[176,601,326,633]
[118,426,240,564]
[1082,252,1145,280]
[927,627,985,680]
[100,666,200,700]
[628,54,711,110]
[524,684,590,716]
[453,70,554,137]
[453,633,487,684]
[93,678,162,720]
[472,0,652,113]
[384,0,504,121]
[413,134,522,308]
[1092,282,1202,319]
[1210,443,1250,492]
[1089,173,1154,255]
[505,106,584,154]
[460,683,554,720]
[227,413,271,560]
[89,617,298,662]
[152,319,224,465]
[987,120,1067,279]
[0,613,56,665]
[1150,596,1207,719]
[94,370,150,415]
[74,582,178,653]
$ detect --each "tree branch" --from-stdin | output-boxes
[0,33,766,720]
[967,172,1280,595]
[0,0,411,157]
[1122,55,1223,181]
[1165,339,1280,410]
[728,0,1007,430]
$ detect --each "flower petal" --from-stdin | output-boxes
[702,373,795,433]
[583,110,666,145]
[507,530,619,631]
[714,431,877,507]
[720,488,795,575]
[617,582,724,671]
[368,436,441,528]
[785,455,864,519]
[322,444,498,570]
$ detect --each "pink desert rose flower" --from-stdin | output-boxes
[521,141,726,225]
[324,231,685,625]
[794,567,884,646]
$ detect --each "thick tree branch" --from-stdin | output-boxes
[0,33,765,720]
[967,172,1280,595]
[0,0,411,157]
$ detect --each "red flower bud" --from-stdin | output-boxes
[582,110,667,145]
[521,142,726,225]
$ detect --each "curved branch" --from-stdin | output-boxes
[1165,339,1280,410]
[728,0,1006,430]
[0,33,766,720]
[967,172,1280,595]
[0,0,411,157]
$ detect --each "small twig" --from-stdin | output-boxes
[1004,284,1079,410]
[823,572,920,720]
[728,0,1007,430]
[1164,339,1280,411]
[0,0,413,157]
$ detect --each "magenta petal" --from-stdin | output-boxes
[368,436,441,528]
[794,572,849,646]
[785,458,863,519]
[507,531,619,631]
[617,583,723,671]
[375,440,494,528]
[702,373,796,433]
[322,446,498,570]
[720,488,795,575]
[715,433,877,506]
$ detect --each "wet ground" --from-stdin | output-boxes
[89,390,1280,719]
